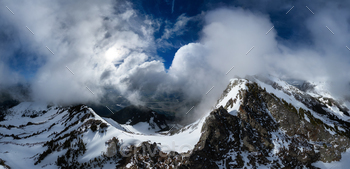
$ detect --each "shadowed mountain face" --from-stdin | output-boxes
[108,105,169,130]
[0,88,23,121]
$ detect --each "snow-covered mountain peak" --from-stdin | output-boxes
[216,78,248,116]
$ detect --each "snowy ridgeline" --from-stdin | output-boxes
[0,101,205,168]
[0,75,350,168]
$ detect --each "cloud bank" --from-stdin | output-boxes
[0,0,349,119]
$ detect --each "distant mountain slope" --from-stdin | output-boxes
[108,105,169,132]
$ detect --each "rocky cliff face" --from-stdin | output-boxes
[117,77,350,168]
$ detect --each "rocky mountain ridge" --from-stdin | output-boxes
[118,76,350,168]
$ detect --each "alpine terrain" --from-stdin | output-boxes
[1,75,350,168]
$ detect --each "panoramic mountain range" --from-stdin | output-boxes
[1,0,350,168]
[1,75,350,168]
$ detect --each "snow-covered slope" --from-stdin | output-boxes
[0,102,207,168]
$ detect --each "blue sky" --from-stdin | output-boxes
[133,0,204,69]
[128,0,315,69]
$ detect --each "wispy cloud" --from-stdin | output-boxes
[172,0,175,14]
[158,14,192,42]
